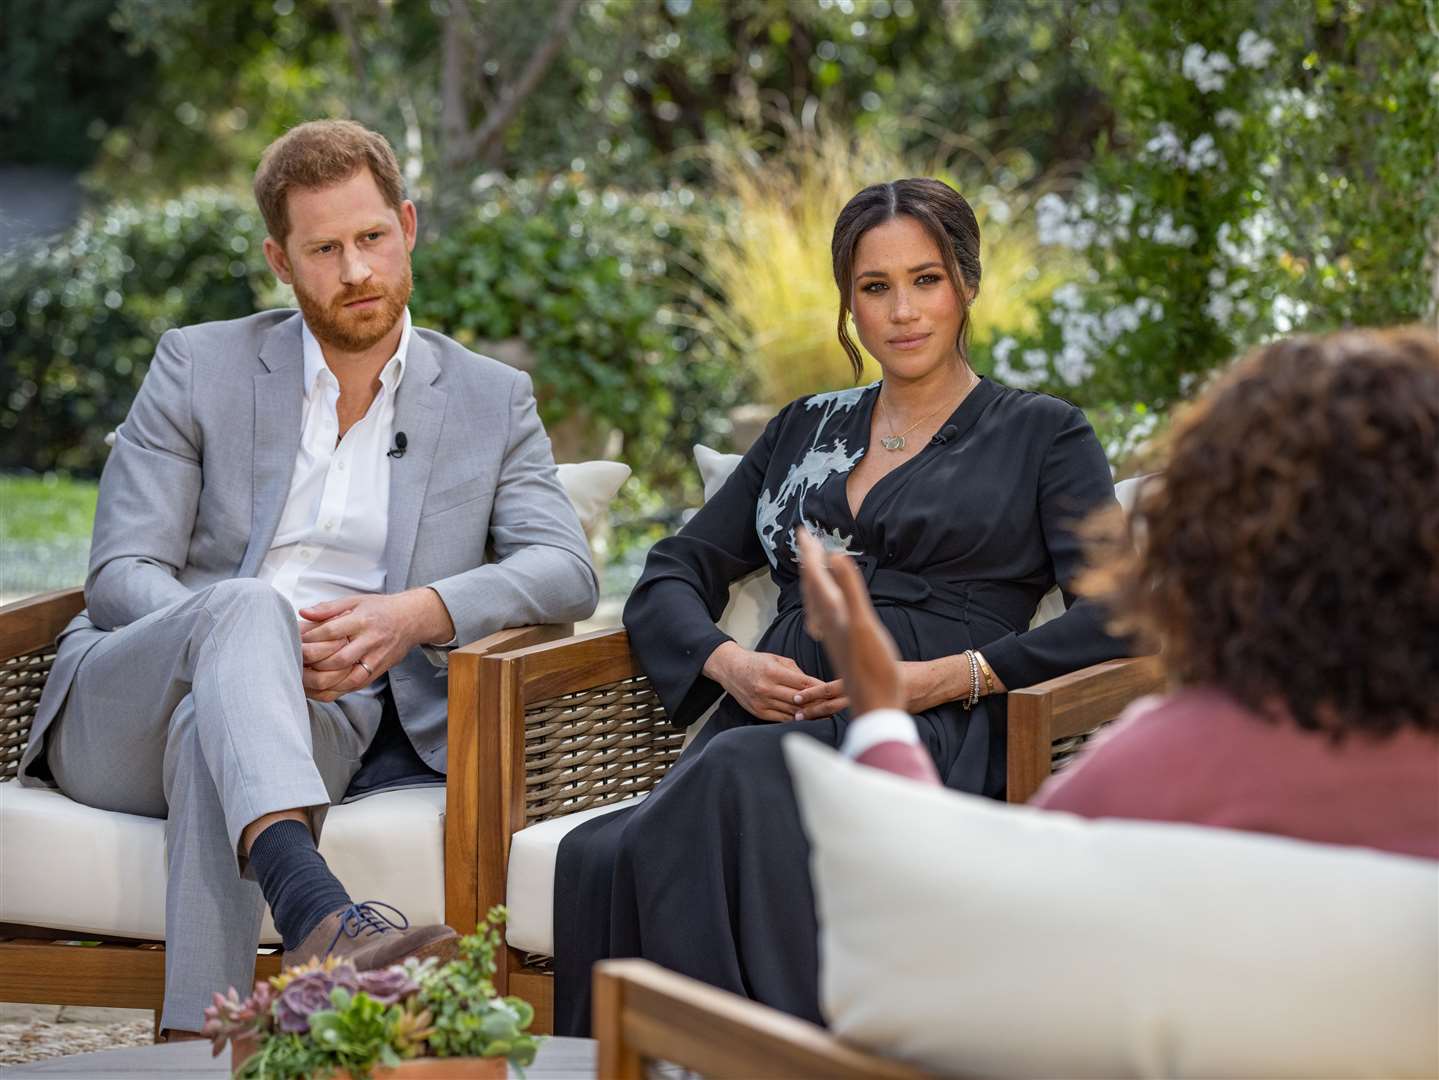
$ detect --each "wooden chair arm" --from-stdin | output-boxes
[594,959,932,1080]
[1006,655,1165,803]
[478,625,642,698]
[0,589,85,663]
[448,625,684,963]
[442,621,574,936]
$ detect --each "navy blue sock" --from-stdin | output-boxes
[248,819,352,951]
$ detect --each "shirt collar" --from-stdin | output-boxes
[300,307,411,397]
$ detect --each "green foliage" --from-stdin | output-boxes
[1,179,735,492]
[304,988,406,1078]
[980,0,1289,409]
[0,474,97,596]
[1268,0,1439,330]
[234,986,432,1080]
[233,1032,316,1080]
[972,0,1439,472]
[0,0,152,169]
[412,178,742,494]
[0,189,271,474]
[95,0,352,193]
[46,0,1110,209]
[419,909,541,1068]
[224,910,538,1079]
[0,474,97,544]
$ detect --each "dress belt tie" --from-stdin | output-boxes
[775,558,1036,632]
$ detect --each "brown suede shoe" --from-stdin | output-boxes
[282,901,459,972]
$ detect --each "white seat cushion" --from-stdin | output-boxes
[0,783,446,943]
[504,794,647,955]
[785,735,1439,1079]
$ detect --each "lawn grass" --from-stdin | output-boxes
[0,474,98,543]
[0,473,97,596]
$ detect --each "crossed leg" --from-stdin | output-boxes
[45,578,378,1031]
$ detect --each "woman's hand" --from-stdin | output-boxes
[792,660,980,720]
[703,641,826,723]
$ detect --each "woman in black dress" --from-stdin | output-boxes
[553,178,1129,1033]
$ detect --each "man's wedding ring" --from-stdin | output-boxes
[357,659,374,676]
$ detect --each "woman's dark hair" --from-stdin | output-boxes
[830,178,982,380]
[1083,326,1439,739]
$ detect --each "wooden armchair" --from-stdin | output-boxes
[0,587,571,1026]
[594,958,932,1079]
[464,626,1163,1033]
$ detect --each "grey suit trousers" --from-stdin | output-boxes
[44,578,381,1031]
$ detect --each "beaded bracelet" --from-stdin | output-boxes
[964,649,982,710]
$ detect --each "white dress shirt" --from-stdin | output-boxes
[258,310,411,693]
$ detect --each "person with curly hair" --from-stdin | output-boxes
[812,326,1439,859]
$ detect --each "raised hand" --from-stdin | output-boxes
[796,529,905,719]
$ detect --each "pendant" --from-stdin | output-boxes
[880,435,906,451]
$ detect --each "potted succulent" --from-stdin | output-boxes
[204,907,540,1079]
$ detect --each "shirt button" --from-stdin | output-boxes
[336,461,346,472]
[323,520,336,530]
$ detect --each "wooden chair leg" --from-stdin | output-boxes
[593,962,643,1080]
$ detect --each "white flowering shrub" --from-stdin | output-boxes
[974,0,1437,471]
[976,0,1287,415]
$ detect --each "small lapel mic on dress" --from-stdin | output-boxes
[387,432,408,459]
[930,424,959,446]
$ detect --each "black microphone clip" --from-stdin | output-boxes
[930,424,958,446]
[387,431,408,459]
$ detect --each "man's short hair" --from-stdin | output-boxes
[253,119,406,244]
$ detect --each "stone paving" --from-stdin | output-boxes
[0,1006,154,1067]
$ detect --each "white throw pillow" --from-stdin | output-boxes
[556,460,631,543]
[693,444,779,650]
[784,735,1439,1079]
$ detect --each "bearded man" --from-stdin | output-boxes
[18,120,598,1037]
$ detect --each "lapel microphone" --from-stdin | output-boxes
[930,424,959,446]
[387,431,408,459]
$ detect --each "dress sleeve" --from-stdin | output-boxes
[622,411,784,727]
[979,405,1132,689]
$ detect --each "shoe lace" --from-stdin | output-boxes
[326,900,411,957]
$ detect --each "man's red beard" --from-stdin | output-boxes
[293,262,413,354]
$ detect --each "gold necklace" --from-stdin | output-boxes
[876,371,975,452]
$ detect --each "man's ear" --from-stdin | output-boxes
[400,199,418,253]
[263,235,293,285]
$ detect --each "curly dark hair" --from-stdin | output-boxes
[1084,326,1439,739]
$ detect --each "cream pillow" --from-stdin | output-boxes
[556,460,630,543]
[693,444,779,650]
[785,735,1439,1079]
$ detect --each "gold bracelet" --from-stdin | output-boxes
[975,651,996,697]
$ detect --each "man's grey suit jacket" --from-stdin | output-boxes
[20,309,598,781]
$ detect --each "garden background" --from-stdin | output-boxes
[2,0,1436,606]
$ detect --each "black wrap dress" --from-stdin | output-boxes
[552,376,1129,1034]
